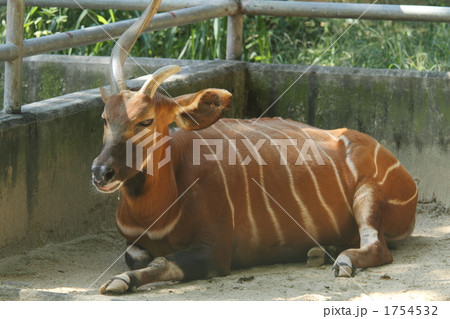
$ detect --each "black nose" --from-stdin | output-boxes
[91,165,115,184]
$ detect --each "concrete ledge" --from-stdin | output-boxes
[0,55,204,107]
[1,55,449,254]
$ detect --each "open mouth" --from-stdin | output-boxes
[96,181,122,193]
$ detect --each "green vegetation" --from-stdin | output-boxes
[0,1,449,71]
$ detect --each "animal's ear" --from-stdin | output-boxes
[173,89,232,130]
[100,86,111,103]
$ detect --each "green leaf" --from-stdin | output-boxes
[96,15,108,25]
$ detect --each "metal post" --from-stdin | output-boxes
[226,1,243,61]
[3,0,24,114]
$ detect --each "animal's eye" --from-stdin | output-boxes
[138,119,154,127]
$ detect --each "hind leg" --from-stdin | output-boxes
[307,246,339,267]
[333,184,393,277]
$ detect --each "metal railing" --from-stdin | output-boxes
[1,0,449,114]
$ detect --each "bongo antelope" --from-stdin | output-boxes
[91,0,417,294]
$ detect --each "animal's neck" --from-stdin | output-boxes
[119,136,179,226]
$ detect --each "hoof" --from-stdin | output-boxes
[307,247,327,267]
[333,255,354,277]
[100,273,131,295]
[333,263,353,277]
[307,246,337,267]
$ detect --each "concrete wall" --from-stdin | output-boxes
[0,95,112,257]
[0,55,448,255]
[246,64,450,205]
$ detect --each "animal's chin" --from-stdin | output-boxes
[95,181,123,193]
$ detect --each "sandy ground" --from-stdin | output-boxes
[0,202,449,301]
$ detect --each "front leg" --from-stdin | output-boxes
[100,256,182,294]
[100,244,227,294]
[125,244,152,270]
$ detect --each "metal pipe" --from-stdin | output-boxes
[226,13,243,60]
[0,0,228,11]
[0,3,238,61]
[243,1,450,23]
[3,0,24,114]
[0,43,20,61]
[4,0,448,22]
[15,3,237,59]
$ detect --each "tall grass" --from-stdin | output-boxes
[0,3,448,71]
[248,16,449,71]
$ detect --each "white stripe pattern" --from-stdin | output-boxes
[323,130,339,141]
[378,161,401,185]
[231,120,287,244]
[116,217,146,237]
[147,212,182,240]
[211,124,260,244]
[280,119,352,214]
[388,187,418,205]
[248,121,320,240]
[116,209,182,240]
[373,142,380,178]
[193,131,236,229]
[339,135,359,182]
[262,123,341,236]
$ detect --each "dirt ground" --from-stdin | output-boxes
[0,202,449,301]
